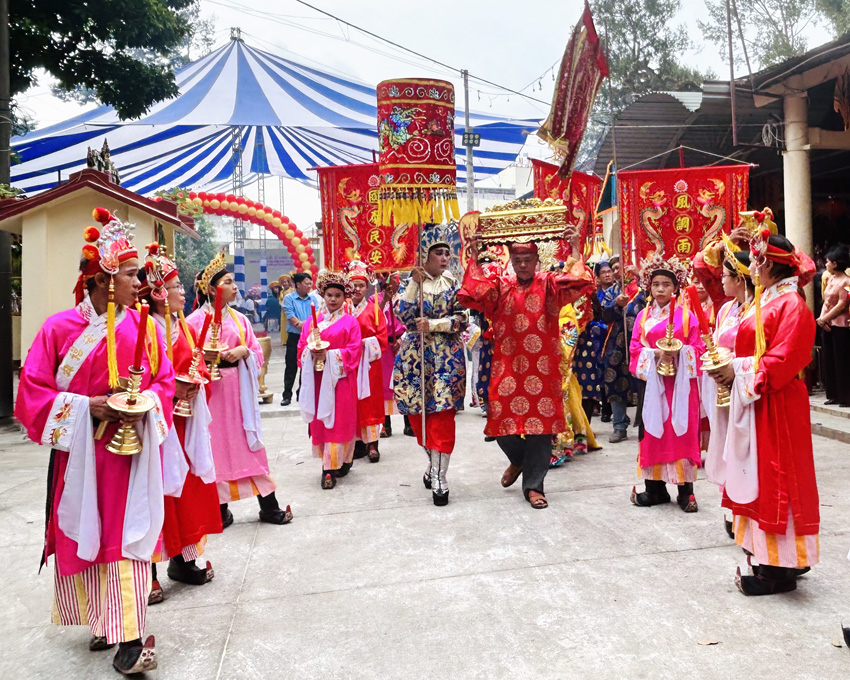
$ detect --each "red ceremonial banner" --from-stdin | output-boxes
[531,158,603,258]
[537,1,609,178]
[317,162,418,272]
[617,164,750,262]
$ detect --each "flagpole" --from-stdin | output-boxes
[418,224,427,453]
[602,19,630,365]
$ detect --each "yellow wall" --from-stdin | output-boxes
[19,190,178,360]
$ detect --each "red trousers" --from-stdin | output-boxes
[409,409,456,454]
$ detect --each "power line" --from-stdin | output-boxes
[289,0,551,106]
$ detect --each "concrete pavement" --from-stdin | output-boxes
[2,338,849,678]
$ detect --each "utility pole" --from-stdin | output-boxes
[0,0,13,418]
[461,70,477,213]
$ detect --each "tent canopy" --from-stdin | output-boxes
[12,38,538,195]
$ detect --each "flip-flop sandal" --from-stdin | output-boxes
[528,493,548,509]
[501,464,522,488]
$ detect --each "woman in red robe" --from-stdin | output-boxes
[141,245,222,600]
[709,230,818,596]
[347,260,389,462]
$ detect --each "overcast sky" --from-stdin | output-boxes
[16,0,834,234]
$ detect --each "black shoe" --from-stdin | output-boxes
[321,471,336,489]
[432,490,449,506]
[335,461,352,478]
[725,516,735,539]
[220,504,234,529]
[750,562,810,578]
[600,413,612,423]
[735,566,797,595]
[281,397,291,406]
[381,419,392,438]
[423,473,432,489]
[484,436,496,442]
[167,556,208,585]
[843,624,850,648]
[403,424,415,437]
[368,442,380,463]
[259,505,294,524]
[89,635,115,651]
[825,399,838,405]
[630,481,671,507]
[353,441,368,459]
[113,637,157,675]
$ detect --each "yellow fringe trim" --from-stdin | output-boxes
[753,277,766,366]
[227,306,247,347]
[178,310,195,350]
[164,300,173,363]
[107,287,119,390]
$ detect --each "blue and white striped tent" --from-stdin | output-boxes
[12,39,538,195]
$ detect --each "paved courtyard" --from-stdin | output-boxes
[1,338,849,679]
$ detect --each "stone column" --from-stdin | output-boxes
[782,94,813,307]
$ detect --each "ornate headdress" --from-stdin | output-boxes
[345,258,374,284]
[198,249,227,295]
[638,251,691,292]
[143,243,179,302]
[316,269,353,297]
[419,223,452,263]
[721,233,751,279]
[75,207,138,304]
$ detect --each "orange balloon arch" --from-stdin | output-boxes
[188,190,318,278]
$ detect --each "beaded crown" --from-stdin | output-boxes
[144,243,179,301]
[316,269,353,297]
[81,208,138,275]
[198,249,227,294]
[345,258,374,283]
[638,251,691,291]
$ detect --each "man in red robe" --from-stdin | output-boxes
[459,233,594,509]
[709,231,818,596]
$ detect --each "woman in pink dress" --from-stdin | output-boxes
[372,272,406,437]
[186,254,292,528]
[629,253,705,512]
[298,270,363,489]
[818,244,850,406]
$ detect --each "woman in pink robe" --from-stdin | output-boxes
[629,257,705,512]
[186,264,292,528]
[371,273,406,436]
[297,270,363,489]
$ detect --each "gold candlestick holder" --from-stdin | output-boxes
[307,326,330,372]
[204,322,229,382]
[701,333,733,407]
[174,348,208,418]
[106,367,155,455]
[656,323,683,376]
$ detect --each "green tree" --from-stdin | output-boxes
[11,0,196,120]
[174,214,219,303]
[699,0,819,69]
[577,0,714,167]
[815,0,850,36]
[50,4,217,107]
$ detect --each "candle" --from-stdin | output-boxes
[311,302,319,330]
[197,311,213,348]
[133,303,150,369]
[213,285,223,324]
[686,285,710,335]
[667,294,676,326]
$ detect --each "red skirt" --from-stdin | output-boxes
[409,410,456,454]
[358,360,385,429]
[161,418,224,558]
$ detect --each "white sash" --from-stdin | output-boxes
[357,336,382,399]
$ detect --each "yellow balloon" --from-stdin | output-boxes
[209,199,220,209]
[302,262,312,270]
[299,252,309,261]
[295,244,306,254]
[272,217,282,227]
[264,212,273,222]
[221,201,232,211]
[202,200,210,208]
[291,236,301,246]
[192,197,203,206]
[284,229,295,240]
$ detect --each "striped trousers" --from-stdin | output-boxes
[53,560,150,644]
